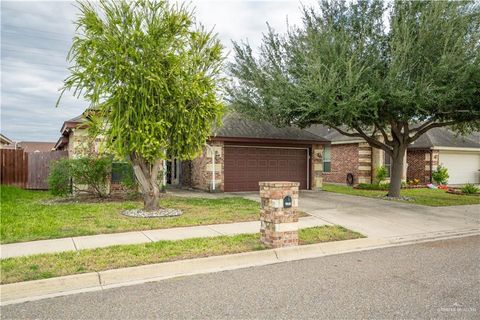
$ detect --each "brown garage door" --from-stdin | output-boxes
[224,146,308,192]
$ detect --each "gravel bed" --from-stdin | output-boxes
[122,208,183,218]
[378,195,415,201]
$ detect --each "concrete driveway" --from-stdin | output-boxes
[235,191,480,241]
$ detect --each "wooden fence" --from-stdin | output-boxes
[27,151,68,189]
[1,149,67,189]
[1,149,28,188]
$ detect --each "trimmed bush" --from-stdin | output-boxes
[374,166,388,185]
[48,159,72,196]
[432,165,449,185]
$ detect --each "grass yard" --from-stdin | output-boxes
[0,185,262,244]
[322,184,480,206]
[0,226,363,284]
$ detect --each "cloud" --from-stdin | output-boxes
[1,0,315,141]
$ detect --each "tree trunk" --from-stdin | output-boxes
[130,154,162,211]
[387,145,406,198]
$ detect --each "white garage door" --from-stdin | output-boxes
[439,151,480,185]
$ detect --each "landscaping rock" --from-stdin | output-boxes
[378,195,415,202]
[122,208,182,218]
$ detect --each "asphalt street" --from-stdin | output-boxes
[2,235,479,319]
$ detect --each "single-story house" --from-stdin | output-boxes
[306,126,480,186]
[0,134,55,153]
[55,112,480,191]
[55,113,328,192]
[0,133,13,147]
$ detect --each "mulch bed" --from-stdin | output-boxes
[446,188,480,196]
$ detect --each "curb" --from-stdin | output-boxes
[1,230,478,306]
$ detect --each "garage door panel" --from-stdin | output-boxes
[224,146,308,192]
[439,151,480,185]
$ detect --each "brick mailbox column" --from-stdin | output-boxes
[259,181,299,248]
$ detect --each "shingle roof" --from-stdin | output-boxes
[66,114,84,123]
[306,124,480,149]
[17,141,56,153]
[213,113,328,143]
[410,127,480,149]
[306,125,363,143]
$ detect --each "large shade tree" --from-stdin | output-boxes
[228,0,480,197]
[58,0,224,210]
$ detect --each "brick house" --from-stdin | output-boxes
[55,112,479,190]
[55,113,329,192]
[306,126,480,185]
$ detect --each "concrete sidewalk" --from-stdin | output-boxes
[2,232,478,306]
[0,216,328,259]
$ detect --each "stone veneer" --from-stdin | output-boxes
[259,181,299,248]
[357,142,373,184]
[191,141,224,192]
[311,144,324,190]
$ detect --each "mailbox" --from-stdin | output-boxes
[283,195,292,208]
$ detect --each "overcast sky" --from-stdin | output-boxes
[1,0,316,142]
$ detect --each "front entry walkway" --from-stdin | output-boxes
[0,216,326,259]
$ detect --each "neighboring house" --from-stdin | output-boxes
[16,141,55,153]
[0,133,14,147]
[55,113,328,192]
[1,133,55,153]
[306,126,480,185]
[408,128,480,185]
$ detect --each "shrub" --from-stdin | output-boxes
[374,166,388,185]
[461,183,479,195]
[48,159,72,196]
[48,157,112,198]
[432,165,449,185]
[70,157,112,198]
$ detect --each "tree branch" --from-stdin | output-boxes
[389,120,402,144]
[408,121,457,143]
[332,126,393,155]
[402,122,410,144]
[354,126,393,155]
[331,126,365,138]
[409,119,434,133]
[374,122,392,146]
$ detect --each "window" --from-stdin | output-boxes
[323,146,331,172]
[384,152,391,178]
[111,162,134,183]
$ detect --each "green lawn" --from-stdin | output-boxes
[0,226,364,284]
[322,184,480,206]
[0,185,262,244]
